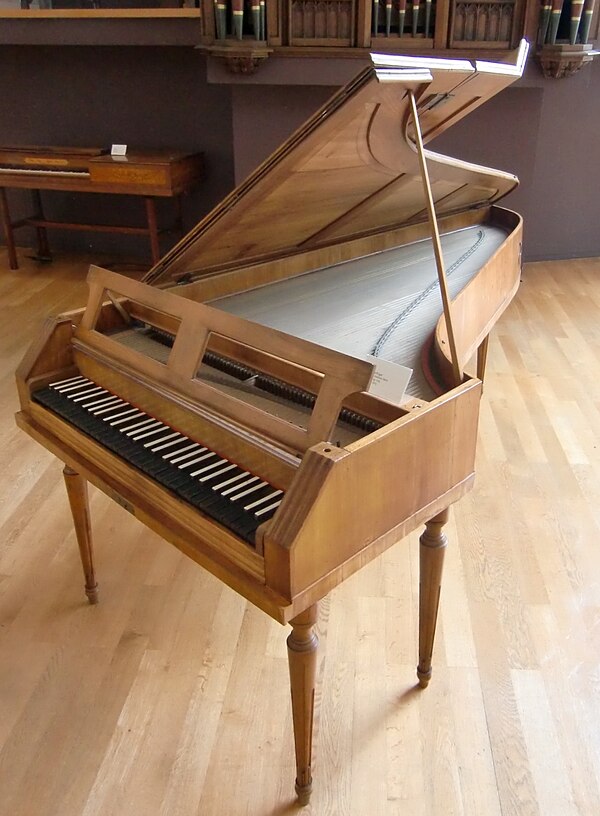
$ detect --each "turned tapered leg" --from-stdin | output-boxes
[63,466,99,604]
[145,197,161,265]
[287,604,318,805]
[417,508,449,688]
[0,187,18,270]
[32,189,51,260]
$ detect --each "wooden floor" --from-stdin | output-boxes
[1,249,599,816]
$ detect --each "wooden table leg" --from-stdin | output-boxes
[287,603,318,805]
[416,508,448,688]
[145,197,160,265]
[32,189,51,260]
[63,465,99,605]
[0,187,18,270]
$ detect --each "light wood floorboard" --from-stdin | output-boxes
[1,249,599,816]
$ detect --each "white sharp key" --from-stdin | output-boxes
[145,431,181,450]
[105,407,138,423]
[50,374,85,388]
[229,479,267,502]
[73,387,107,403]
[127,420,164,438]
[83,394,119,410]
[121,417,156,434]
[177,451,214,470]
[221,475,259,497]
[190,458,226,478]
[198,463,237,483]
[244,489,283,511]
[58,380,93,394]
[152,435,186,454]
[91,399,126,415]
[68,386,104,401]
[254,499,282,518]
[110,410,145,427]
[165,442,201,462]
[212,471,249,492]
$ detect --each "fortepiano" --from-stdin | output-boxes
[15,41,528,806]
[0,146,204,269]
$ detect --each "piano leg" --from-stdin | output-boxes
[416,508,448,689]
[145,198,161,265]
[63,465,99,605]
[287,603,318,805]
[0,187,18,270]
[32,190,52,262]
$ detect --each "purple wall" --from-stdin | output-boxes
[231,84,334,183]
[432,60,600,261]
[0,46,235,260]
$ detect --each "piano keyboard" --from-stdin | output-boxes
[32,375,284,545]
[0,166,90,178]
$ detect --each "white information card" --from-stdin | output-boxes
[365,355,412,405]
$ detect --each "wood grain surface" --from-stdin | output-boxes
[1,250,599,815]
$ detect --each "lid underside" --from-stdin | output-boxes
[146,43,528,286]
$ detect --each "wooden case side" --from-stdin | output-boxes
[263,379,482,601]
[434,207,522,380]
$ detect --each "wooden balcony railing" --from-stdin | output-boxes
[2,0,597,76]
[201,0,541,51]
[450,0,517,47]
[290,0,355,45]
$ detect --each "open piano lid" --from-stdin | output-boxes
[146,41,528,287]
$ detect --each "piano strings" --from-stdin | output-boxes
[371,228,485,357]
[211,224,507,399]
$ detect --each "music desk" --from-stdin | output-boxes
[0,147,204,270]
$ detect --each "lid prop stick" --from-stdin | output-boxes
[408,90,463,387]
